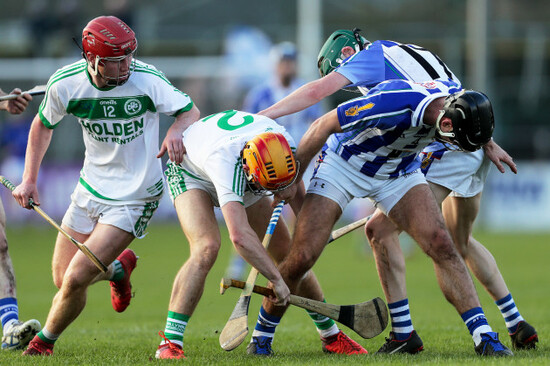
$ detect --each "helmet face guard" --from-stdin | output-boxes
[82,16,138,86]
[436,90,495,152]
[89,50,137,86]
[317,28,369,77]
[241,132,298,195]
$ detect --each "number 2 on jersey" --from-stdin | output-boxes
[203,110,254,131]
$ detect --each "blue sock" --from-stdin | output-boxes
[388,299,414,341]
[495,293,524,333]
[0,297,19,332]
[461,307,492,346]
[251,306,281,341]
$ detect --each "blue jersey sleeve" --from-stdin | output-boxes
[335,41,385,88]
[336,80,425,132]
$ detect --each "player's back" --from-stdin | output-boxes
[327,79,461,179]
[379,40,460,84]
[338,40,462,94]
[183,110,294,168]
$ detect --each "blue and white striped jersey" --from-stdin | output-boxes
[336,40,462,95]
[328,79,462,179]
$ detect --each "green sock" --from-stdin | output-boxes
[162,311,190,347]
[110,260,124,282]
[37,329,58,344]
[307,299,339,337]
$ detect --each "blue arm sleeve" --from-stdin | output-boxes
[335,41,385,89]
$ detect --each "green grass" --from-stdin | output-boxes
[1,221,548,365]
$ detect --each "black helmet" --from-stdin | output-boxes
[437,90,495,152]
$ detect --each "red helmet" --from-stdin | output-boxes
[82,16,137,59]
[82,16,137,85]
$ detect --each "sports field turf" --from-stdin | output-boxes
[1,221,548,365]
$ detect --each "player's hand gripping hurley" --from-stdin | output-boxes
[0,85,46,101]
[0,176,108,272]
[221,278,388,340]
[219,201,285,351]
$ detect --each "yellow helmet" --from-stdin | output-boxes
[241,132,298,192]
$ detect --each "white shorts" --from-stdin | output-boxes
[62,184,159,238]
[420,148,491,198]
[307,150,427,215]
[164,161,263,208]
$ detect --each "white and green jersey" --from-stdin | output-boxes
[181,110,295,207]
[39,59,194,203]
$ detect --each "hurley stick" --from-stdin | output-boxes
[0,85,47,101]
[0,176,108,272]
[327,215,370,244]
[221,278,388,339]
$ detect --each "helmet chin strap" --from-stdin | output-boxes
[83,53,100,77]
[352,28,365,51]
[87,57,111,87]
[92,56,100,76]
[86,55,105,85]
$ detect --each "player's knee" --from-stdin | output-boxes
[60,271,89,293]
[365,214,392,250]
[454,240,469,258]
[365,219,380,248]
[190,239,220,271]
[452,233,475,259]
[424,228,458,262]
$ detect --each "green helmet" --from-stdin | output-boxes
[317,28,369,77]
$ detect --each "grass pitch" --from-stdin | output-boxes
[1,220,548,365]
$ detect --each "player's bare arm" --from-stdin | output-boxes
[157,104,200,164]
[274,179,305,211]
[295,109,342,182]
[483,139,517,174]
[221,201,290,306]
[259,72,350,120]
[12,115,53,209]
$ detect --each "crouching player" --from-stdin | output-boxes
[155,110,367,359]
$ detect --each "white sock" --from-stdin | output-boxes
[41,327,60,342]
[318,324,340,339]
[472,325,493,346]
